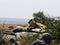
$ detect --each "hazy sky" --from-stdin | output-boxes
[0,0,60,19]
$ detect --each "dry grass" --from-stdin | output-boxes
[19,35,32,45]
[0,24,28,31]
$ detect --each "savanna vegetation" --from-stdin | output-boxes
[0,12,60,45]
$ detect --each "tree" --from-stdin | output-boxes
[33,12,55,30]
[32,12,60,44]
